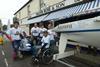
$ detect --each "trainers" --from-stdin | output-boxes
[32,56,39,62]
[18,51,23,59]
[35,58,39,62]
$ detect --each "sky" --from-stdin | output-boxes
[0,0,29,25]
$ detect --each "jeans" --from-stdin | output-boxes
[31,46,39,57]
[32,36,39,45]
[12,40,21,53]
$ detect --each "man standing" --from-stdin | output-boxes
[39,25,47,38]
[31,23,40,45]
[47,23,57,42]
[9,21,23,59]
[47,23,58,51]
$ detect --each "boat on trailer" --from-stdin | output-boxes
[53,16,100,49]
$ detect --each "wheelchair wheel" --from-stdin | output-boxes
[31,56,39,64]
[42,49,53,64]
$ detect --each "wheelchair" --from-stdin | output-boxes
[31,42,54,64]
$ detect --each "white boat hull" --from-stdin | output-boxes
[53,16,100,48]
[66,32,100,48]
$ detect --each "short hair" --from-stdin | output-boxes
[43,30,48,33]
[14,21,19,25]
[10,24,14,28]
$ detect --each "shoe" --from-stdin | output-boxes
[35,58,39,62]
[19,54,23,59]
[18,51,23,59]
[32,56,39,63]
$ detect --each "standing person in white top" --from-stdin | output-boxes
[47,22,58,52]
[39,24,47,38]
[38,24,47,45]
[31,23,40,45]
[9,21,23,59]
[47,23,57,41]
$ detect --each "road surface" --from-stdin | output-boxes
[0,41,67,67]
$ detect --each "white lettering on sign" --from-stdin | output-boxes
[36,1,65,15]
[58,24,73,30]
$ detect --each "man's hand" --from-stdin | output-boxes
[15,31,20,35]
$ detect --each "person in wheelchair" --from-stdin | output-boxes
[31,30,52,62]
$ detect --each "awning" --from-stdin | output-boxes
[42,0,100,21]
[27,14,48,24]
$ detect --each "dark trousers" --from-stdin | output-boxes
[31,43,48,57]
[12,40,21,53]
[32,36,39,45]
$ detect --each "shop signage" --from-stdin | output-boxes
[36,1,65,15]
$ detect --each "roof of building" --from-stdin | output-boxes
[14,0,32,15]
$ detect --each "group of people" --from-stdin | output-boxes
[0,20,57,60]
[31,23,56,45]
[30,23,57,58]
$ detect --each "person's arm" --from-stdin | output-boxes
[31,28,33,36]
[41,43,48,49]
[19,28,23,35]
[23,31,27,37]
[1,31,12,42]
[19,28,25,39]
[41,36,50,49]
[31,28,35,40]
[31,27,33,34]
[15,28,23,35]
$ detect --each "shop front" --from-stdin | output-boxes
[28,0,100,33]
